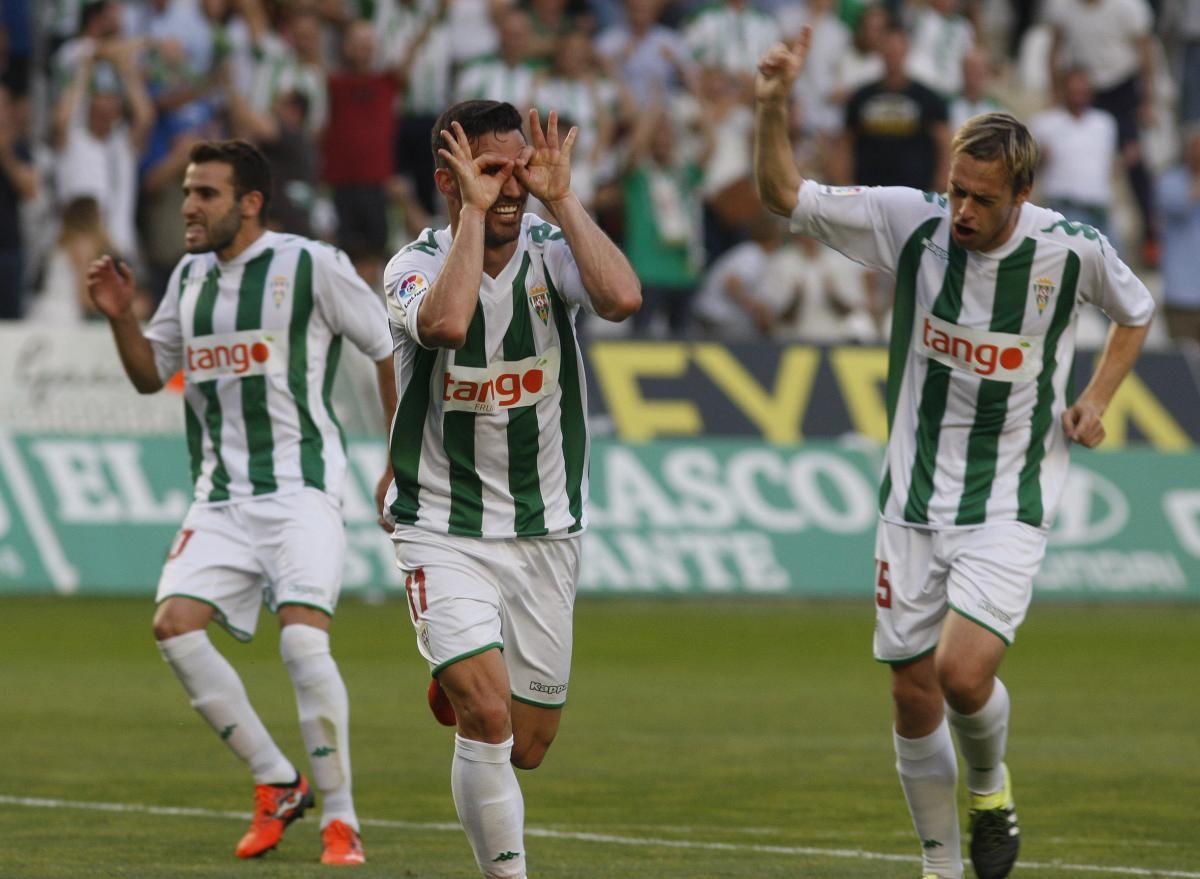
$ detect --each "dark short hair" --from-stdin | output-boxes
[430,100,524,169]
[80,0,112,35]
[188,139,272,218]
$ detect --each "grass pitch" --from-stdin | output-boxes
[0,595,1197,878]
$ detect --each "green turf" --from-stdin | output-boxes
[0,596,1197,878]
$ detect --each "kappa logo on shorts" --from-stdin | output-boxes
[529,681,567,696]
[979,599,1013,625]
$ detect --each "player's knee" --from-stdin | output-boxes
[455,694,511,741]
[937,663,989,711]
[152,612,198,642]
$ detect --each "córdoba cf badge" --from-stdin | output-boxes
[529,285,550,325]
[1033,277,1055,315]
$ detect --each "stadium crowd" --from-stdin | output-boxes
[0,0,1198,347]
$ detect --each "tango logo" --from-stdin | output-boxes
[918,310,1042,383]
[185,331,287,382]
[442,348,561,414]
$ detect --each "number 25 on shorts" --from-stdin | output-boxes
[875,560,892,609]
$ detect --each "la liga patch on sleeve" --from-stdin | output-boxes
[397,272,429,305]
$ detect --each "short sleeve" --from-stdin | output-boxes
[789,180,943,274]
[382,240,445,348]
[310,244,393,361]
[1085,237,1156,326]
[540,228,593,312]
[143,259,188,383]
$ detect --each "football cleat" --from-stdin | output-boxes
[235,774,315,858]
[969,764,1020,879]
[428,677,456,726]
[320,819,365,865]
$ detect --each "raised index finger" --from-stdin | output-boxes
[527,107,548,151]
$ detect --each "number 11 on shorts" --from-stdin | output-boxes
[875,560,892,609]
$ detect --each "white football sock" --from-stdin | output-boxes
[157,630,296,784]
[895,719,963,879]
[452,735,526,879]
[947,677,1010,796]
[280,624,357,831]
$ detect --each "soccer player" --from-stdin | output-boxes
[86,139,397,866]
[754,31,1154,879]
[381,100,640,879]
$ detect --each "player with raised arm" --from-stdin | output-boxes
[754,30,1154,879]
[87,139,397,866]
[381,100,640,879]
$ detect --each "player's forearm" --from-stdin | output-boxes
[753,96,801,217]
[1077,322,1151,412]
[417,206,486,348]
[107,313,164,394]
[543,192,642,322]
[374,357,398,427]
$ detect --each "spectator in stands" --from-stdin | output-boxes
[831,2,886,108]
[454,7,537,111]
[376,0,453,221]
[1,0,33,98]
[53,39,155,269]
[838,23,950,191]
[1045,0,1160,265]
[595,0,690,113]
[948,46,1003,133]
[691,212,783,338]
[776,0,851,167]
[531,29,620,212]
[767,234,880,342]
[27,195,125,324]
[323,19,398,286]
[246,2,328,135]
[621,101,708,336]
[1160,0,1200,124]
[1029,67,1119,244]
[684,0,781,98]
[526,0,589,65]
[51,0,124,96]
[1155,125,1200,345]
[906,0,977,100]
[0,84,35,319]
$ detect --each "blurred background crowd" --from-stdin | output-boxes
[0,0,1198,349]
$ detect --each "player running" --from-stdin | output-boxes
[381,100,640,879]
[87,139,396,866]
[754,30,1154,879]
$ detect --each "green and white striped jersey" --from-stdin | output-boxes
[790,181,1155,530]
[684,2,782,77]
[145,232,393,505]
[382,215,594,539]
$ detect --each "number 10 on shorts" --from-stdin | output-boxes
[875,560,892,609]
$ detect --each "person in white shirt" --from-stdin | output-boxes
[1029,67,1119,245]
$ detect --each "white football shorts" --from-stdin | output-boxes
[156,488,346,641]
[391,525,581,708]
[872,518,1047,663]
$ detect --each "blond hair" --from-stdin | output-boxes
[951,113,1038,194]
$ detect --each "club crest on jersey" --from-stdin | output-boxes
[528,284,550,325]
[1033,276,1055,315]
[270,274,289,307]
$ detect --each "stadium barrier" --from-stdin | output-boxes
[0,434,1196,599]
[2,326,1197,598]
